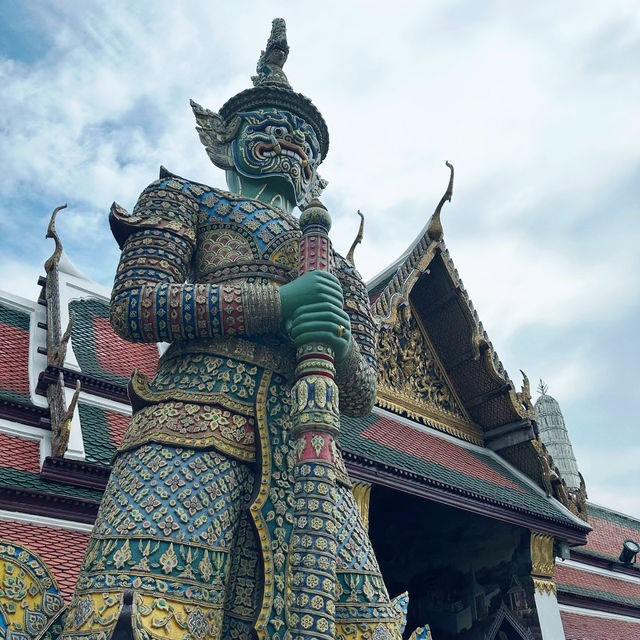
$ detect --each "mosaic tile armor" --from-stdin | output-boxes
[60,175,404,640]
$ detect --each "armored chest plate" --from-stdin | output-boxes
[193,188,301,283]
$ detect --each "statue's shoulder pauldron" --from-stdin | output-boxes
[109,169,212,249]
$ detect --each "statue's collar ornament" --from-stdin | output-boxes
[191,18,329,208]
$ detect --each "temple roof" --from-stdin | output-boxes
[556,562,640,609]
[560,610,640,640]
[341,410,589,541]
[555,503,640,632]
[364,172,590,521]
[0,430,103,503]
[580,503,640,564]
[0,518,90,601]
[369,240,532,435]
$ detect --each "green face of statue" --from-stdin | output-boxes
[232,108,321,204]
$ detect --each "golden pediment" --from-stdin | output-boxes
[375,306,483,444]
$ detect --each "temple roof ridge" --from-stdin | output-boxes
[367,164,535,430]
[367,161,454,321]
[362,171,595,515]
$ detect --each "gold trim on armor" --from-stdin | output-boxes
[162,336,296,378]
[130,370,257,415]
[117,401,255,462]
[248,372,274,640]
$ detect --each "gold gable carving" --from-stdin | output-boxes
[531,439,589,521]
[376,306,483,444]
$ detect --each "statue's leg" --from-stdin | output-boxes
[61,442,254,640]
[333,483,407,640]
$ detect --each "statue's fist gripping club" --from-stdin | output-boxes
[279,270,352,361]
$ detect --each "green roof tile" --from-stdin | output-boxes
[79,403,117,466]
[587,503,640,532]
[69,298,158,386]
[0,304,30,331]
[557,582,640,609]
[0,466,103,502]
[69,298,128,385]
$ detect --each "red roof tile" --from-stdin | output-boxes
[361,417,525,491]
[94,315,158,380]
[0,520,90,601]
[555,563,640,602]
[106,409,130,449]
[561,611,640,640]
[584,512,640,563]
[0,433,40,473]
[0,322,30,398]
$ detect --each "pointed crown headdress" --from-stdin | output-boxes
[191,18,329,169]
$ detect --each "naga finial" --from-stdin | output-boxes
[426,161,454,242]
[346,210,365,265]
[538,379,549,395]
[44,204,68,274]
[252,18,291,88]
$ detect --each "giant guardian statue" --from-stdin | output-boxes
[60,19,415,640]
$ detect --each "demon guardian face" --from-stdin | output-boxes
[232,108,322,204]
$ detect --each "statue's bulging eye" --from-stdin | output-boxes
[266,125,287,138]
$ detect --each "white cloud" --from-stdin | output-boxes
[449,230,638,340]
[579,446,640,519]
[0,257,43,303]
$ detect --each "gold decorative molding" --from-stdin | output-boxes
[531,532,554,578]
[530,531,557,596]
[532,577,557,596]
[351,482,371,531]
[514,371,536,421]
[372,244,439,327]
[376,391,483,445]
[531,439,589,521]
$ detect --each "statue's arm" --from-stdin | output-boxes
[108,182,281,343]
[334,259,378,417]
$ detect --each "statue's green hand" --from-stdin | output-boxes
[280,271,344,330]
[289,302,352,362]
[280,271,351,361]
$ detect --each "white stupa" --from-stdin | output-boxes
[534,381,582,490]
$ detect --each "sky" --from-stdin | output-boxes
[1,1,639,517]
